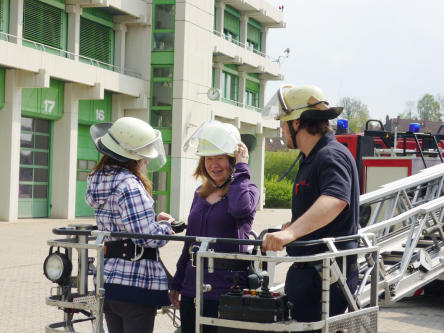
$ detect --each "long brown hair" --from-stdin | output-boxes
[193,155,235,198]
[90,155,152,195]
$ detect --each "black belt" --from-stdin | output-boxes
[104,239,159,262]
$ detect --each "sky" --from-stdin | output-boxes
[265,0,444,121]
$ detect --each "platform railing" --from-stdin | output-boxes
[45,227,379,333]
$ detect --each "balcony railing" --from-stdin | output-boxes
[221,97,243,107]
[246,104,263,113]
[220,97,265,113]
[0,32,143,79]
[213,29,274,61]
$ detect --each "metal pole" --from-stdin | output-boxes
[95,244,105,333]
[321,257,330,333]
[73,224,93,295]
[196,240,210,333]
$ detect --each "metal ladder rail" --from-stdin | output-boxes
[361,164,444,228]
[361,163,444,205]
[364,180,440,228]
[357,196,444,306]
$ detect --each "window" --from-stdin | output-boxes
[23,0,67,54]
[153,67,173,78]
[151,65,173,110]
[222,72,238,103]
[80,16,114,66]
[223,6,240,42]
[245,90,259,108]
[152,172,168,192]
[247,19,262,52]
[152,82,172,107]
[0,0,9,35]
[155,4,174,30]
[245,79,260,109]
[153,4,175,51]
[151,109,172,128]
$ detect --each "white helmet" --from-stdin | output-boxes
[263,84,343,121]
[90,117,166,171]
[183,120,241,157]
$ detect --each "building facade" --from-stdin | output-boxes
[0,0,284,222]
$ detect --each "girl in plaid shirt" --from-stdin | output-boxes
[86,117,173,333]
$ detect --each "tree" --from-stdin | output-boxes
[417,94,441,121]
[338,97,370,133]
[435,94,444,120]
[399,100,417,119]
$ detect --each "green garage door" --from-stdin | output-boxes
[19,79,64,218]
[76,92,111,216]
[18,117,51,218]
[75,125,99,216]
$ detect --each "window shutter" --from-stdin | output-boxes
[224,12,240,37]
[246,80,259,93]
[247,24,261,46]
[23,0,65,49]
[0,0,6,32]
[80,17,114,64]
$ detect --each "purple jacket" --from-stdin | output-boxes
[171,163,259,300]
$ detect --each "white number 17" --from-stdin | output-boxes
[44,100,55,113]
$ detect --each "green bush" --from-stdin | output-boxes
[263,150,300,208]
[265,150,300,181]
[264,175,293,208]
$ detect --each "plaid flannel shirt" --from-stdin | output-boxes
[86,165,172,290]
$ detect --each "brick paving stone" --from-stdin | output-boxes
[1,211,444,332]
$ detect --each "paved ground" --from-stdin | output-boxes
[1,209,444,332]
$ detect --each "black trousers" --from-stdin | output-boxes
[104,298,157,333]
[180,295,219,333]
[285,264,359,332]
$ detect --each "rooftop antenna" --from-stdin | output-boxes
[274,48,290,63]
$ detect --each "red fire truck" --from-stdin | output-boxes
[336,119,444,194]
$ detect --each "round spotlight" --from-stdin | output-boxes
[43,251,72,285]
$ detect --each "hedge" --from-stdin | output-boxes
[264,150,300,208]
[265,150,300,181]
[264,175,293,208]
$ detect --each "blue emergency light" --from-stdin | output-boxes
[337,119,349,130]
[408,123,420,133]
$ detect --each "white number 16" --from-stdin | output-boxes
[96,109,105,121]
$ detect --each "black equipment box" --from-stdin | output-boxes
[218,292,289,333]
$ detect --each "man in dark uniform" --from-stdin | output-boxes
[262,84,360,323]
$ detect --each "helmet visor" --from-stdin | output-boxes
[183,120,241,156]
[262,85,292,120]
[262,85,331,121]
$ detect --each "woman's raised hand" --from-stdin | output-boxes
[235,142,249,164]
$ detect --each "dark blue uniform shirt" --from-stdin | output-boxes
[287,131,359,256]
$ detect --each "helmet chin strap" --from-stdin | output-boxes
[287,121,298,149]
[209,167,234,189]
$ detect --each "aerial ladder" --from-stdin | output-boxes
[356,163,444,307]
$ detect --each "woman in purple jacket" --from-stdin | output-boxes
[169,120,259,333]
